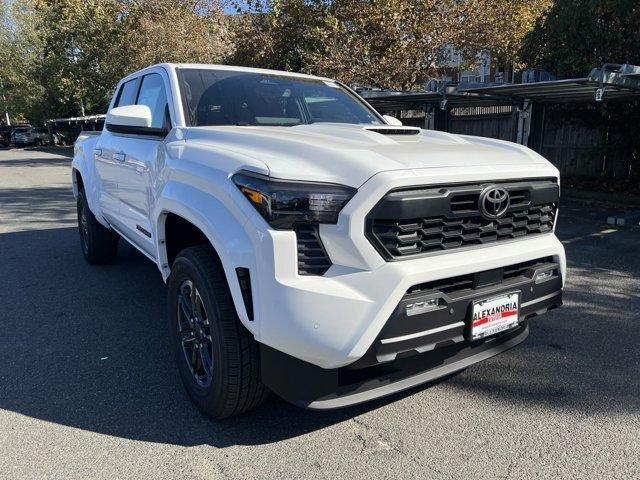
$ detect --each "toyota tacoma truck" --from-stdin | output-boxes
[72,64,565,418]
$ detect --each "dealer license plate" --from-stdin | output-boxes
[471,292,520,340]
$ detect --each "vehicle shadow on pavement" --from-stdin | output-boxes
[0,209,638,447]
[0,226,413,447]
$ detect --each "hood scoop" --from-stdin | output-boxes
[364,126,421,135]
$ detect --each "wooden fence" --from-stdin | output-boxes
[404,103,637,181]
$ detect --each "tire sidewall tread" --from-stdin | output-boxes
[168,245,267,419]
[77,189,119,264]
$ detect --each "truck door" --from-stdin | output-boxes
[96,72,171,259]
[94,77,139,226]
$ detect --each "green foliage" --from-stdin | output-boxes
[519,0,640,78]
[229,0,550,90]
[228,0,329,72]
[0,1,44,122]
[0,0,230,123]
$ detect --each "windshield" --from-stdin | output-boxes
[14,128,29,134]
[178,69,382,127]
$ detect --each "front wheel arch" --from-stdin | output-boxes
[157,210,256,332]
[154,185,258,332]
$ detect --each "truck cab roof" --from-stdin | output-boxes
[119,63,333,85]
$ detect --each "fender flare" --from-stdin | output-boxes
[71,142,110,229]
[154,181,259,336]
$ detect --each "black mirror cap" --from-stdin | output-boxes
[105,123,168,137]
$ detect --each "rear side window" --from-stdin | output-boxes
[115,79,139,107]
[136,73,170,129]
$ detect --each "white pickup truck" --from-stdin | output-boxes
[73,63,565,418]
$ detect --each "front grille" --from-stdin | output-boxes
[408,256,556,296]
[295,225,332,275]
[366,179,559,260]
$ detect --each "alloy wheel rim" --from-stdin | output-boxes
[177,279,214,388]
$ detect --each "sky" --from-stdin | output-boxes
[224,1,249,15]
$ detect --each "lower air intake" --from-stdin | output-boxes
[295,225,332,275]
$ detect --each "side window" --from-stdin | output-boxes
[115,79,138,107]
[136,73,169,129]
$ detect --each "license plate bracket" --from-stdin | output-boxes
[470,291,520,340]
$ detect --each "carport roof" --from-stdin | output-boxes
[361,64,640,108]
[460,78,640,103]
[361,89,510,111]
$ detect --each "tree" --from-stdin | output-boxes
[461,0,553,74]
[230,0,551,90]
[308,0,466,90]
[5,0,231,122]
[0,1,45,122]
[228,0,329,72]
[519,0,640,78]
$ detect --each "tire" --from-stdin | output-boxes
[168,245,268,419]
[33,138,42,147]
[77,189,119,264]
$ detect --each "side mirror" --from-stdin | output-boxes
[105,105,166,136]
[383,115,403,126]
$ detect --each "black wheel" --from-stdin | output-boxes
[168,245,268,419]
[33,138,42,147]
[77,189,119,264]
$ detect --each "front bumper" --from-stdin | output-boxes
[260,256,562,408]
[253,231,565,369]
[263,323,531,409]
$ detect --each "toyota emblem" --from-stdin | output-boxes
[479,186,510,219]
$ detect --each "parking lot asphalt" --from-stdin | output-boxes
[0,147,638,480]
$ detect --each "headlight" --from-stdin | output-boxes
[232,171,356,230]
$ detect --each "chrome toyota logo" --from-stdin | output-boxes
[479,186,510,219]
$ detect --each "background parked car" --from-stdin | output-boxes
[11,126,52,147]
[0,124,31,147]
[51,130,68,146]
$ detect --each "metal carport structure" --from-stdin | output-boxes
[360,63,640,147]
[460,64,640,104]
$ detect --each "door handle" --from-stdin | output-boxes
[93,148,102,156]
[113,152,126,162]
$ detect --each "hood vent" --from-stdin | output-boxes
[364,126,421,136]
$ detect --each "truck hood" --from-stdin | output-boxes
[185,123,553,187]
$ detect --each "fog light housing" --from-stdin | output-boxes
[406,298,441,316]
[535,269,557,284]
